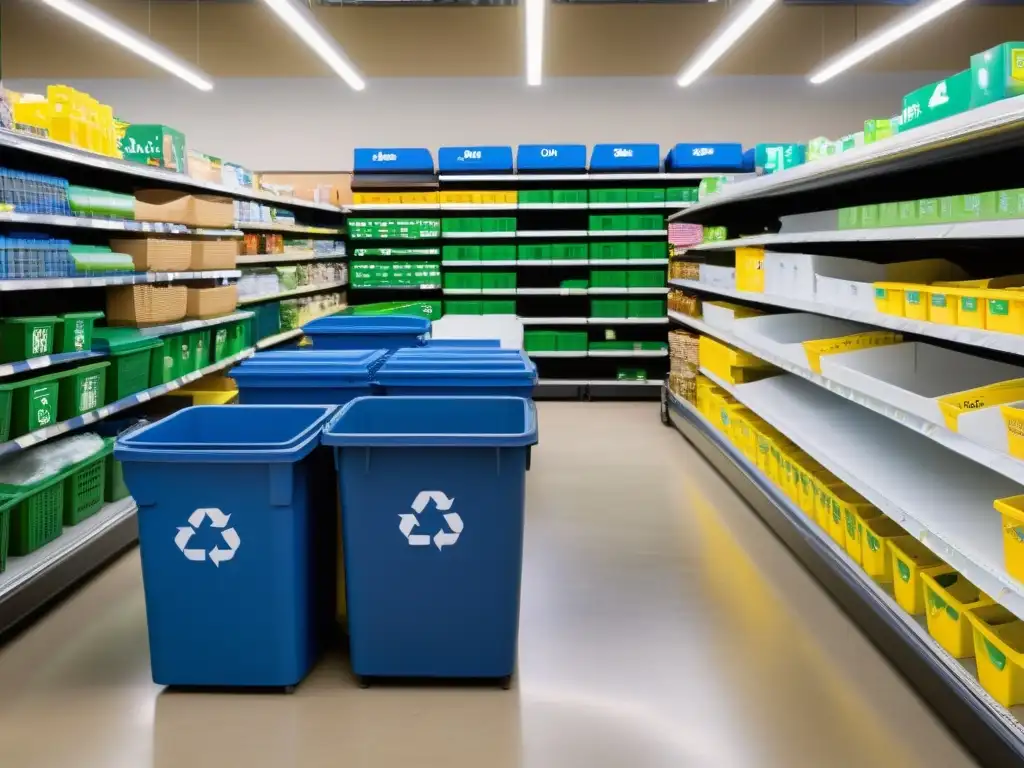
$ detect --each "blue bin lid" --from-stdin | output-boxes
[323,396,538,447]
[114,405,338,463]
[375,355,538,386]
[230,349,387,389]
[424,338,502,348]
[302,314,430,337]
[244,350,389,366]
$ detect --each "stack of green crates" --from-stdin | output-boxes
[590,242,628,261]
[628,270,666,288]
[442,218,515,233]
[352,262,442,288]
[524,330,588,352]
[666,187,698,203]
[591,299,627,318]
[54,312,104,354]
[349,219,440,240]
[0,316,59,363]
[519,190,587,205]
[91,328,163,401]
[0,360,118,440]
[551,243,587,262]
[63,439,113,525]
[591,270,627,289]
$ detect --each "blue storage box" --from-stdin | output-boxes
[589,144,660,172]
[302,314,430,351]
[516,144,587,172]
[323,396,537,681]
[666,143,744,171]
[230,349,388,405]
[353,148,434,174]
[115,404,338,688]
[374,354,536,397]
[438,147,513,174]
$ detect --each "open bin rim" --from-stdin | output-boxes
[323,396,538,448]
[302,314,431,336]
[115,404,338,463]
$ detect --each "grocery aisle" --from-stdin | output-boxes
[0,403,974,768]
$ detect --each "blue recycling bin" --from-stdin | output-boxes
[115,405,338,688]
[302,315,430,351]
[230,349,388,405]
[323,396,537,681]
[374,353,537,397]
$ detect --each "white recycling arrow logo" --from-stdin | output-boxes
[175,507,241,567]
[399,490,463,551]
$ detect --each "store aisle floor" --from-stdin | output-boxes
[0,402,975,768]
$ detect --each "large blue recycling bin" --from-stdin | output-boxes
[323,396,537,680]
[302,315,430,351]
[115,404,338,688]
[374,353,537,397]
[230,349,388,405]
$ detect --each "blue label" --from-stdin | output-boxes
[516,144,587,171]
[666,143,744,171]
[353,148,434,173]
[438,146,513,173]
[589,144,660,171]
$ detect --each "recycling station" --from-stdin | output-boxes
[114,315,538,689]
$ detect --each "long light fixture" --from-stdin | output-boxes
[37,0,213,91]
[677,0,776,88]
[260,0,365,92]
[526,0,545,86]
[809,0,970,84]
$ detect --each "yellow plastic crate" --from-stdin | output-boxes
[439,191,475,204]
[994,495,1024,583]
[753,429,773,476]
[842,500,882,565]
[874,283,913,316]
[400,192,439,204]
[167,375,238,405]
[968,604,1024,707]
[715,401,746,436]
[735,247,765,293]
[920,566,992,658]
[813,479,841,530]
[728,410,758,460]
[792,455,825,517]
[888,536,945,615]
[985,288,1024,335]
[800,330,902,374]
[767,438,797,487]
[824,486,868,547]
[903,286,930,321]
[698,335,768,372]
[937,379,1024,431]
[955,290,986,329]
[354,192,403,205]
[860,515,906,582]
[928,286,960,325]
[1000,407,1024,461]
[502,191,519,204]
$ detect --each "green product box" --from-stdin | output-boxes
[590,299,627,318]
[524,331,559,352]
[628,299,665,318]
[901,70,971,131]
[442,245,481,262]
[898,201,917,226]
[553,190,588,204]
[589,215,629,231]
[859,205,879,228]
[970,42,1024,108]
[627,214,664,231]
[557,332,588,352]
[561,279,588,290]
[939,196,956,221]
[878,202,900,228]
[807,137,834,162]
[666,187,691,202]
[443,272,482,290]
[441,218,465,233]
[616,368,648,381]
[627,189,666,203]
[121,124,187,172]
[591,270,628,288]
[628,241,667,260]
[996,189,1024,219]
[864,119,895,144]
[754,143,807,174]
[954,192,998,221]
[450,218,481,233]
[590,242,629,261]
[837,207,860,230]
[445,301,482,315]
[628,270,666,288]
[481,245,516,261]
[551,243,588,261]
[519,190,553,204]
[518,244,551,261]
[917,198,941,224]
[590,189,628,204]
[482,301,516,314]
[704,226,727,242]
[481,217,516,233]
[482,273,516,290]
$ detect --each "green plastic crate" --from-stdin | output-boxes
[553,190,588,204]
[557,331,588,351]
[482,301,516,314]
[442,218,481,233]
[193,330,212,372]
[482,273,516,290]
[590,242,629,261]
[0,384,13,442]
[481,245,516,261]
[519,190,553,204]
[92,328,161,400]
[105,454,130,503]
[628,299,666,318]
[589,214,628,231]
[552,243,588,261]
[518,244,551,261]
[53,311,104,354]
[627,189,666,203]
[617,367,648,381]
[1,316,59,363]
[444,272,483,290]
[443,245,481,261]
[0,494,16,572]
[628,242,667,260]
[4,471,65,556]
[57,361,109,419]
[591,270,628,288]
[628,270,666,288]
[63,440,111,525]
[590,189,628,204]
[561,279,588,290]
[591,299,628,318]
[212,326,230,362]
[11,372,62,436]
[175,333,196,376]
[480,218,516,233]
[524,331,558,352]
[627,214,664,230]
[666,187,694,202]
[590,341,632,350]
[444,301,482,315]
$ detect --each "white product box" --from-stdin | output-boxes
[820,342,1024,427]
[732,313,876,368]
[814,276,877,313]
[699,264,736,290]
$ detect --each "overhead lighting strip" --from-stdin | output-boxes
[261,0,366,92]
[526,0,545,86]
[677,0,777,88]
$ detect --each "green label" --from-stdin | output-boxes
[79,375,101,412]
[983,636,1007,672]
[897,560,911,583]
[931,294,947,308]
[907,291,921,305]
[961,297,978,312]
[31,386,53,428]
[845,511,857,538]
[72,320,87,351]
[990,299,1010,316]
[867,533,880,553]
[875,287,886,299]
[927,588,947,615]
[946,605,960,622]
[831,500,842,524]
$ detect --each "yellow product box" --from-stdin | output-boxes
[994,495,1024,583]
[888,536,946,615]
[1000,405,1024,460]
[927,286,961,325]
[813,479,842,530]
[902,285,930,321]
[753,429,774,476]
[860,515,907,582]
[824,487,866,547]
[715,402,746,436]
[874,282,914,316]
[920,566,992,659]
[400,192,439,204]
[791,454,824,516]
[800,330,902,374]
[805,468,840,522]
[502,191,519,204]
[967,604,1024,707]
[984,288,1024,335]
[728,410,757,460]
[937,378,1024,432]
[735,247,765,293]
[439,191,475,204]
[955,289,986,329]
[767,438,797,487]
[353,192,402,205]
[840,493,882,565]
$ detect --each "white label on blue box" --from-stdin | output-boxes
[613,148,634,158]
[692,147,715,157]
[541,148,558,157]
[463,150,482,160]
[373,152,397,162]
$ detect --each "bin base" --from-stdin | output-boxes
[353,673,514,690]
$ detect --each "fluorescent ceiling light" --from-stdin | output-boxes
[526,0,544,86]
[677,0,776,87]
[37,0,213,91]
[809,0,969,84]
[261,0,365,91]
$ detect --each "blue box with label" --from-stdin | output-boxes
[353,148,434,174]
[516,144,587,172]
[438,146,513,174]
[589,144,660,172]
[665,143,744,171]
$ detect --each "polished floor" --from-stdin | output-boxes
[0,402,975,768]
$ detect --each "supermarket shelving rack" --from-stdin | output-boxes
[0,129,349,637]
[662,93,1024,767]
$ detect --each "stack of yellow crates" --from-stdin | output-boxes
[697,335,776,385]
[11,85,119,157]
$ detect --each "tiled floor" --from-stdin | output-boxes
[0,402,975,767]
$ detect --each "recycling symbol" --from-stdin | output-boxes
[399,491,463,551]
[175,507,241,567]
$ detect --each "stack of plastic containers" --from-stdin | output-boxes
[230,350,389,405]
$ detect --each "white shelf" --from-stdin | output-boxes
[0,270,239,291]
[669,309,1024,487]
[589,202,677,209]
[588,349,668,358]
[238,281,347,305]
[235,222,343,236]
[516,287,587,296]
[588,287,669,295]
[439,173,585,182]
[588,230,668,237]
[520,317,589,325]
[0,211,237,236]
[521,260,588,267]
[590,378,664,386]
[517,230,589,238]
[0,129,346,214]
[236,250,345,265]
[442,232,516,239]
[587,317,669,324]
[589,259,668,266]
[668,279,1024,359]
[527,351,588,358]
[255,328,303,349]
[704,368,1024,622]
[442,288,517,295]
[136,310,254,338]
[538,378,590,385]
[442,261,517,267]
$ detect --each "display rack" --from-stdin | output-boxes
[0,128,349,635]
[663,105,1024,764]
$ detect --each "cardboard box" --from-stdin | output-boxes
[135,190,234,227]
[186,285,238,319]
[109,238,191,272]
[189,240,238,271]
[970,42,1024,108]
[121,124,187,173]
[187,151,223,184]
[106,284,186,327]
[901,71,971,131]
